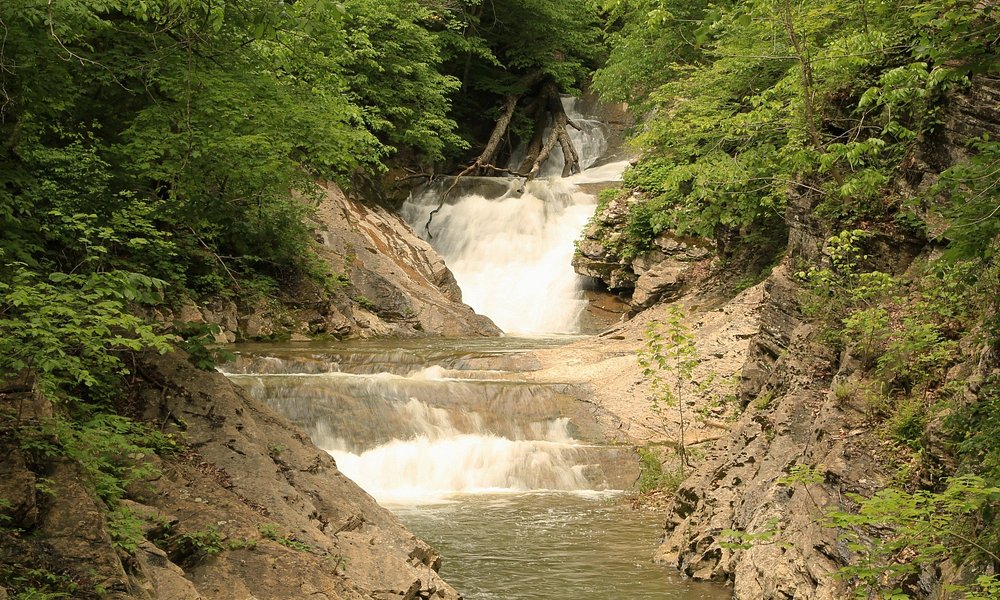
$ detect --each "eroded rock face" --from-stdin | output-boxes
[572,193,639,291]
[630,236,712,310]
[0,351,461,600]
[312,184,498,337]
[163,183,499,342]
[573,194,714,310]
[133,350,460,600]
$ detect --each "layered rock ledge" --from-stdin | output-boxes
[0,350,459,600]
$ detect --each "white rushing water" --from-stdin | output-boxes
[226,341,635,504]
[323,397,593,503]
[401,98,628,335]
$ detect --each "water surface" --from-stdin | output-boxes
[393,493,730,600]
[223,338,731,600]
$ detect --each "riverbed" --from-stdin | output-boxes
[222,338,731,600]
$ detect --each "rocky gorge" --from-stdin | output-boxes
[5,1,998,598]
[3,71,998,597]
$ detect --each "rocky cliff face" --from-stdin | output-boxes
[167,183,499,342]
[0,351,459,600]
[648,76,1000,599]
[573,191,714,311]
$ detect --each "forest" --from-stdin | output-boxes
[1,0,999,597]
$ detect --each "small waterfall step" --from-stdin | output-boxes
[222,337,638,503]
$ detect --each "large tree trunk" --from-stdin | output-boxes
[427,77,584,235]
[474,94,520,175]
[526,80,580,180]
[517,97,550,174]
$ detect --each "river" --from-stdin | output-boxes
[222,338,728,600]
[222,98,730,599]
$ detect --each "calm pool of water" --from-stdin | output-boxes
[390,492,731,600]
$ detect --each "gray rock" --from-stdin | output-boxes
[311,184,499,338]
[631,261,687,309]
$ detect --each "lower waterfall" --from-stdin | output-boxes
[223,339,731,599]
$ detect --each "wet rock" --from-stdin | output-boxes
[131,540,205,600]
[0,451,38,529]
[240,302,275,340]
[574,196,713,310]
[39,461,133,596]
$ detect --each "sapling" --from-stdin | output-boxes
[637,306,699,476]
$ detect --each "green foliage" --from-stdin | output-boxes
[721,518,782,551]
[441,0,601,95]
[0,0,476,316]
[952,375,1000,492]
[434,0,602,147]
[936,138,1000,260]
[827,475,1000,598]
[173,321,236,371]
[638,307,699,472]
[107,506,146,555]
[19,414,177,505]
[635,447,683,493]
[0,564,79,599]
[173,526,225,564]
[352,295,377,312]
[595,0,998,251]
[339,0,465,162]
[603,0,1000,593]
[0,267,172,400]
[779,463,825,487]
[593,0,711,111]
[887,398,927,450]
[798,231,961,393]
[257,523,314,553]
[877,318,957,389]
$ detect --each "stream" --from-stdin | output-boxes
[223,98,730,599]
[223,339,729,600]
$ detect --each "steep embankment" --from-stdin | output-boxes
[0,184,498,599]
[537,76,1000,599]
[651,76,1000,600]
[164,184,499,342]
[0,350,460,600]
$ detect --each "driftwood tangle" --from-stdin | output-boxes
[425,76,582,236]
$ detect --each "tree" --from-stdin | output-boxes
[432,0,604,177]
[637,308,699,474]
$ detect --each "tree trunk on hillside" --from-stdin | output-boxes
[473,94,521,175]
[525,80,581,179]
[459,75,581,181]
[427,76,584,235]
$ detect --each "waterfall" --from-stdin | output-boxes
[326,401,594,502]
[401,98,628,335]
[224,340,636,504]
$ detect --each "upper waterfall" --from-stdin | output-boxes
[401,98,628,335]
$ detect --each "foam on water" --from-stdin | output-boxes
[401,98,625,335]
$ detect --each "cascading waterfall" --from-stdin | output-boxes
[223,340,634,504]
[401,98,628,335]
[220,101,734,600]
[328,400,593,502]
